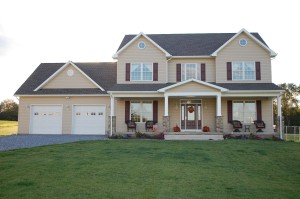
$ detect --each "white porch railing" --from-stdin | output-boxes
[284,126,300,142]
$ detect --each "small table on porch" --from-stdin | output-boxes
[244,124,251,132]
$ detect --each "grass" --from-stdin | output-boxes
[0,120,18,136]
[0,140,299,199]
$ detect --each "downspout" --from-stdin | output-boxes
[110,94,113,137]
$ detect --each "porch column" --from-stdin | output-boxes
[163,94,170,132]
[277,95,283,139]
[164,95,169,116]
[216,94,222,116]
[215,94,223,132]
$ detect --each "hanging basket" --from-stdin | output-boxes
[188,106,194,113]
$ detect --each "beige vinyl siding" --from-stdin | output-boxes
[168,58,216,82]
[216,32,272,83]
[18,96,110,134]
[117,36,167,83]
[43,64,97,89]
[166,82,218,93]
[222,98,274,133]
[115,98,165,133]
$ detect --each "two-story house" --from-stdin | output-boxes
[15,29,284,137]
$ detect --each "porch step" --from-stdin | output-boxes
[164,133,224,140]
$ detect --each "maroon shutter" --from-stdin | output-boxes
[227,62,232,80]
[125,101,130,122]
[153,63,158,81]
[255,62,261,80]
[126,63,130,81]
[176,64,181,82]
[256,100,262,120]
[153,101,158,122]
[201,63,206,81]
[227,100,233,123]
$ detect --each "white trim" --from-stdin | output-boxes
[29,104,63,134]
[34,61,105,91]
[112,32,172,59]
[15,94,110,97]
[211,28,277,57]
[165,92,221,97]
[158,79,228,92]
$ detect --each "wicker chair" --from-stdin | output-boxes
[126,120,136,132]
[145,121,157,132]
[230,120,243,132]
[254,120,266,132]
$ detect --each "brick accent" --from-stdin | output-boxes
[163,116,170,132]
[215,116,224,132]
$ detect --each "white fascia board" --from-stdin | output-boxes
[158,79,228,92]
[112,32,172,59]
[165,92,221,97]
[222,90,283,97]
[34,61,105,92]
[15,94,110,97]
[211,28,277,57]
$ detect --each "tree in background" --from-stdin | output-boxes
[274,83,300,126]
[0,99,18,121]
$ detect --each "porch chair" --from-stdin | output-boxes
[253,120,266,132]
[125,120,136,132]
[230,120,243,132]
[145,120,157,132]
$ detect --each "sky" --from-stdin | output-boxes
[0,0,299,102]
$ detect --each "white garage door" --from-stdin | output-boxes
[73,105,106,135]
[30,105,63,134]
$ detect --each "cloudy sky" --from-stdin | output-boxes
[0,0,299,102]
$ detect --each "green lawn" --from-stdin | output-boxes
[0,140,299,199]
[0,120,18,136]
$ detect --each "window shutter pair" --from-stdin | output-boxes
[176,63,206,82]
[125,63,158,81]
[227,100,262,123]
[125,101,158,122]
[226,62,261,80]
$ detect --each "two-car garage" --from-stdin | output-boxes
[30,105,106,135]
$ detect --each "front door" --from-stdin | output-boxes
[181,103,202,130]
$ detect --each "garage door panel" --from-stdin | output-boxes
[31,105,62,134]
[73,105,105,135]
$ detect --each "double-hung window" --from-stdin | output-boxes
[130,101,153,122]
[232,61,255,80]
[131,63,153,81]
[233,101,256,123]
[181,63,200,81]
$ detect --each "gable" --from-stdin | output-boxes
[42,63,98,89]
[166,82,220,93]
[117,35,167,59]
[218,32,271,57]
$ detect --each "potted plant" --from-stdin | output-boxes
[173,124,181,132]
[203,126,210,132]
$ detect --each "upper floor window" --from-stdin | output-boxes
[181,63,200,81]
[232,61,255,80]
[131,63,153,81]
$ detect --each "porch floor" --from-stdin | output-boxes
[164,132,224,140]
